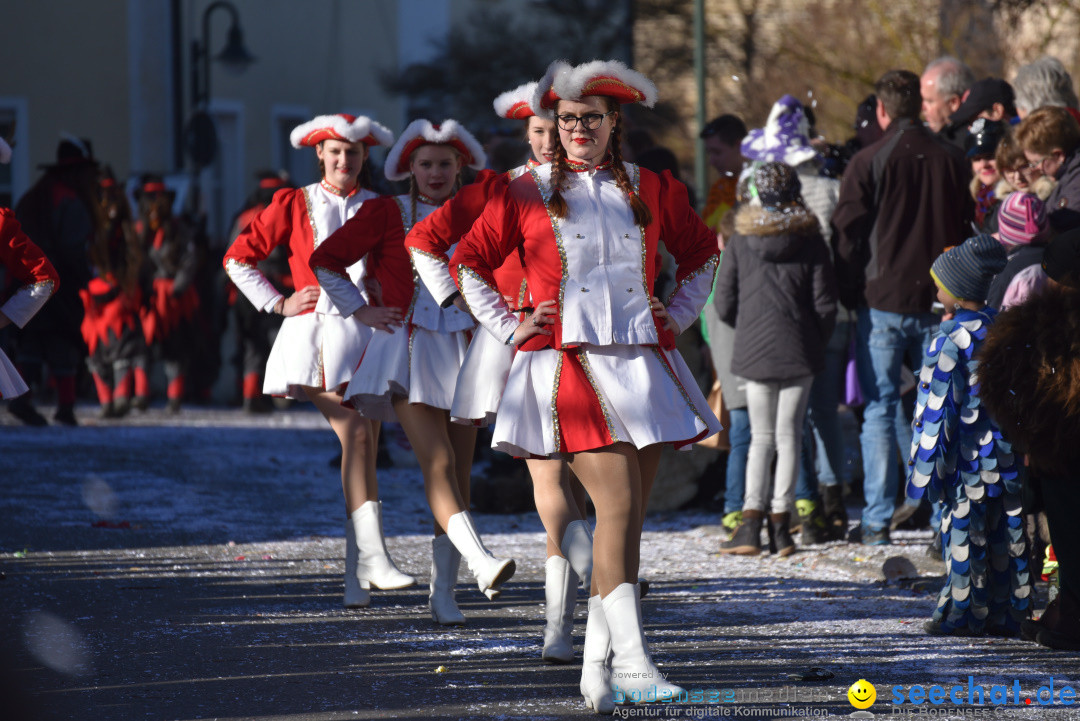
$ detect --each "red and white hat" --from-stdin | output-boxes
[534,59,658,111]
[493,82,553,121]
[383,119,486,182]
[290,114,394,149]
[0,136,10,165]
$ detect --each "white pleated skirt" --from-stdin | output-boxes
[345,325,470,422]
[263,311,372,400]
[450,325,515,427]
[0,348,29,400]
[492,343,722,459]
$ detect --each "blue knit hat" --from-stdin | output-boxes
[930,234,1009,303]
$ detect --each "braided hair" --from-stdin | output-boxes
[548,97,652,227]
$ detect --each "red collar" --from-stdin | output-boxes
[565,154,614,173]
[320,179,359,198]
[417,192,447,207]
[526,158,542,169]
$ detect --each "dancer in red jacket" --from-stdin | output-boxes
[224,114,414,609]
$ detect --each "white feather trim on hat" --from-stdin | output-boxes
[541,59,658,108]
[0,137,10,165]
[383,119,487,182]
[534,60,573,111]
[289,114,394,149]
[493,82,553,121]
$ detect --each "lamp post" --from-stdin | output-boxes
[184,0,255,216]
[191,0,256,112]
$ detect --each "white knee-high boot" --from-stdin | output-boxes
[350,501,416,590]
[561,519,594,595]
[445,511,516,593]
[429,535,466,626]
[542,555,579,663]
[343,520,371,608]
[603,582,684,703]
[580,594,615,714]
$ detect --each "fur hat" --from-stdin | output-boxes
[0,136,10,165]
[135,174,175,201]
[740,95,820,167]
[533,59,657,110]
[289,114,394,149]
[996,191,1047,247]
[931,234,1008,302]
[493,82,553,121]
[383,119,486,182]
[41,134,97,169]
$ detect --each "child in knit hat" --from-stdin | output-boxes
[908,234,1032,636]
[988,191,1050,310]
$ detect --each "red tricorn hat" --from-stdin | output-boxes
[289,114,394,149]
[534,59,658,111]
[493,82,552,121]
[383,119,486,182]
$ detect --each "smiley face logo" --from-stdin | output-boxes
[848,679,876,709]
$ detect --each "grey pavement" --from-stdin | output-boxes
[2,404,1079,720]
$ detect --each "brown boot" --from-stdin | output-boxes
[768,513,796,557]
[719,510,764,555]
[1034,588,1080,651]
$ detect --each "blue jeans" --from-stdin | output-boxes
[856,307,938,531]
[723,407,751,514]
[796,320,852,502]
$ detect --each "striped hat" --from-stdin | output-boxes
[997,191,1046,247]
[931,234,1009,302]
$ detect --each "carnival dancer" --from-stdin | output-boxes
[10,136,97,426]
[451,60,721,711]
[407,84,593,656]
[224,114,415,609]
[309,119,517,624]
[226,171,293,413]
[80,170,149,417]
[136,176,200,413]
[0,136,61,402]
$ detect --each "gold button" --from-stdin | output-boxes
[575,233,584,239]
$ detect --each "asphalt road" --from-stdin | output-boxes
[2,404,1079,720]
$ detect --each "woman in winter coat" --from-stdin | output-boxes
[715,162,837,557]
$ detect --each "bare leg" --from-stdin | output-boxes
[392,398,468,531]
[567,443,643,597]
[528,459,586,559]
[449,421,477,512]
[305,386,378,512]
[638,443,663,528]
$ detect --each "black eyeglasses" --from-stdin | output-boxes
[556,111,614,131]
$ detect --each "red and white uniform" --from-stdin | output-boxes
[0,208,59,398]
[224,181,377,398]
[408,163,536,426]
[451,160,721,458]
[310,195,475,421]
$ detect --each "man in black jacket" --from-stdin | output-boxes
[832,70,974,545]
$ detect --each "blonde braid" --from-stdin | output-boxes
[409,175,418,227]
[549,139,570,219]
[609,120,653,227]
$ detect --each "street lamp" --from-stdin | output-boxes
[186,0,255,169]
[184,0,255,226]
[191,0,256,110]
